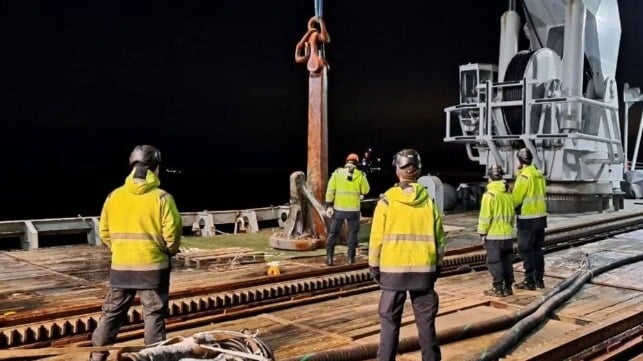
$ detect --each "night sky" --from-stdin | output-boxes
[1,1,643,219]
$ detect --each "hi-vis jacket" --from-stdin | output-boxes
[325,165,370,212]
[478,180,515,240]
[100,170,182,289]
[513,164,548,230]
[368,182,445,291]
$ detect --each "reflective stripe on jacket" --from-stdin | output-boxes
[325,165,370,211]
[100,170,183,289]
[512,164,548,229]
[368,182,445,291]
[478,180,515,240]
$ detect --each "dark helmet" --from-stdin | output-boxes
[129,145,162,169]
[393,149,422,170]
[517,148,533,165]
[487,164,505,181]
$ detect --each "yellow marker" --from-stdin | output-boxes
[266,261,281,276]
[3,311,17,316]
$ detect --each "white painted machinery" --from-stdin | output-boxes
[444,0,625,212]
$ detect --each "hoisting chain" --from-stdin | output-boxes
[294,16,330,74]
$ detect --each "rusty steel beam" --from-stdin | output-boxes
[306,57,328,205]
[0,345,145,360]
[0,269,373,348]
[0,262,366,329]
[306,64,329,239]
[73,283,380,353]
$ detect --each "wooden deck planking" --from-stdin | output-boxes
[179,235,641,360]
[0,246,326,314]
[38,258,639,360]
[431,318,581,361]
[0,207,609,318]
[555,285,639,319]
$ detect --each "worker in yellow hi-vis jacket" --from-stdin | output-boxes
[512,148,548,290]
[90,145,182,361]
[478,164,516,297]
[324,153,370,265]
[369,149,444,361]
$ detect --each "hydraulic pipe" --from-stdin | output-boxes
[624,103,629,171]
[631,111,643,171]
[561,0,586,130]
[498,7,521,82]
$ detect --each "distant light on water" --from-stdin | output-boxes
[164,167,183,174]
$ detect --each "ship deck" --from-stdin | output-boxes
[0,201,642,360]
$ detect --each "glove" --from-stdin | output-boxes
[325,207,334,218]
[370,267,381,285]
[480,234,487,243]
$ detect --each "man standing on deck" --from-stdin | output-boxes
[324,153,370,265]
[90,145,182,361]
[512,148,548,290]
[478,164,516,297]
[369,149,445,361]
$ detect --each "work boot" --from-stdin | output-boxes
[89,351,109,361]
[535,280,545,289]
[503,282,514,296]
[515,279,536,290]
[325,249,334,266]
[347,248,356,265]
[484,284,506,297]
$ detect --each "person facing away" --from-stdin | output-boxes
[512,147,548,290]
[478,164,516,297]
[90,145,183,361]
[324,153,370,266]
[368,149,445,361]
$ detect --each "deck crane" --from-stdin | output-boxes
[444,0,627,213]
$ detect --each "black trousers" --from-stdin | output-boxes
[378,289,441,361]
[517,228,545,282]
[326,214,360,253]
[485,239,515,287]
[90,287,169,361]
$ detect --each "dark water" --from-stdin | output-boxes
[163,168,398,214]
[4,170,293,220]
[2,165,481,221]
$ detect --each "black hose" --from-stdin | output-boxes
[285,272,582,361]
[288,252,643,361]
[590,252,643,275]
[471,252,643,361]
[438,269,581,343]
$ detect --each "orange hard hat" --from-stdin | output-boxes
[346,153,359,162]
